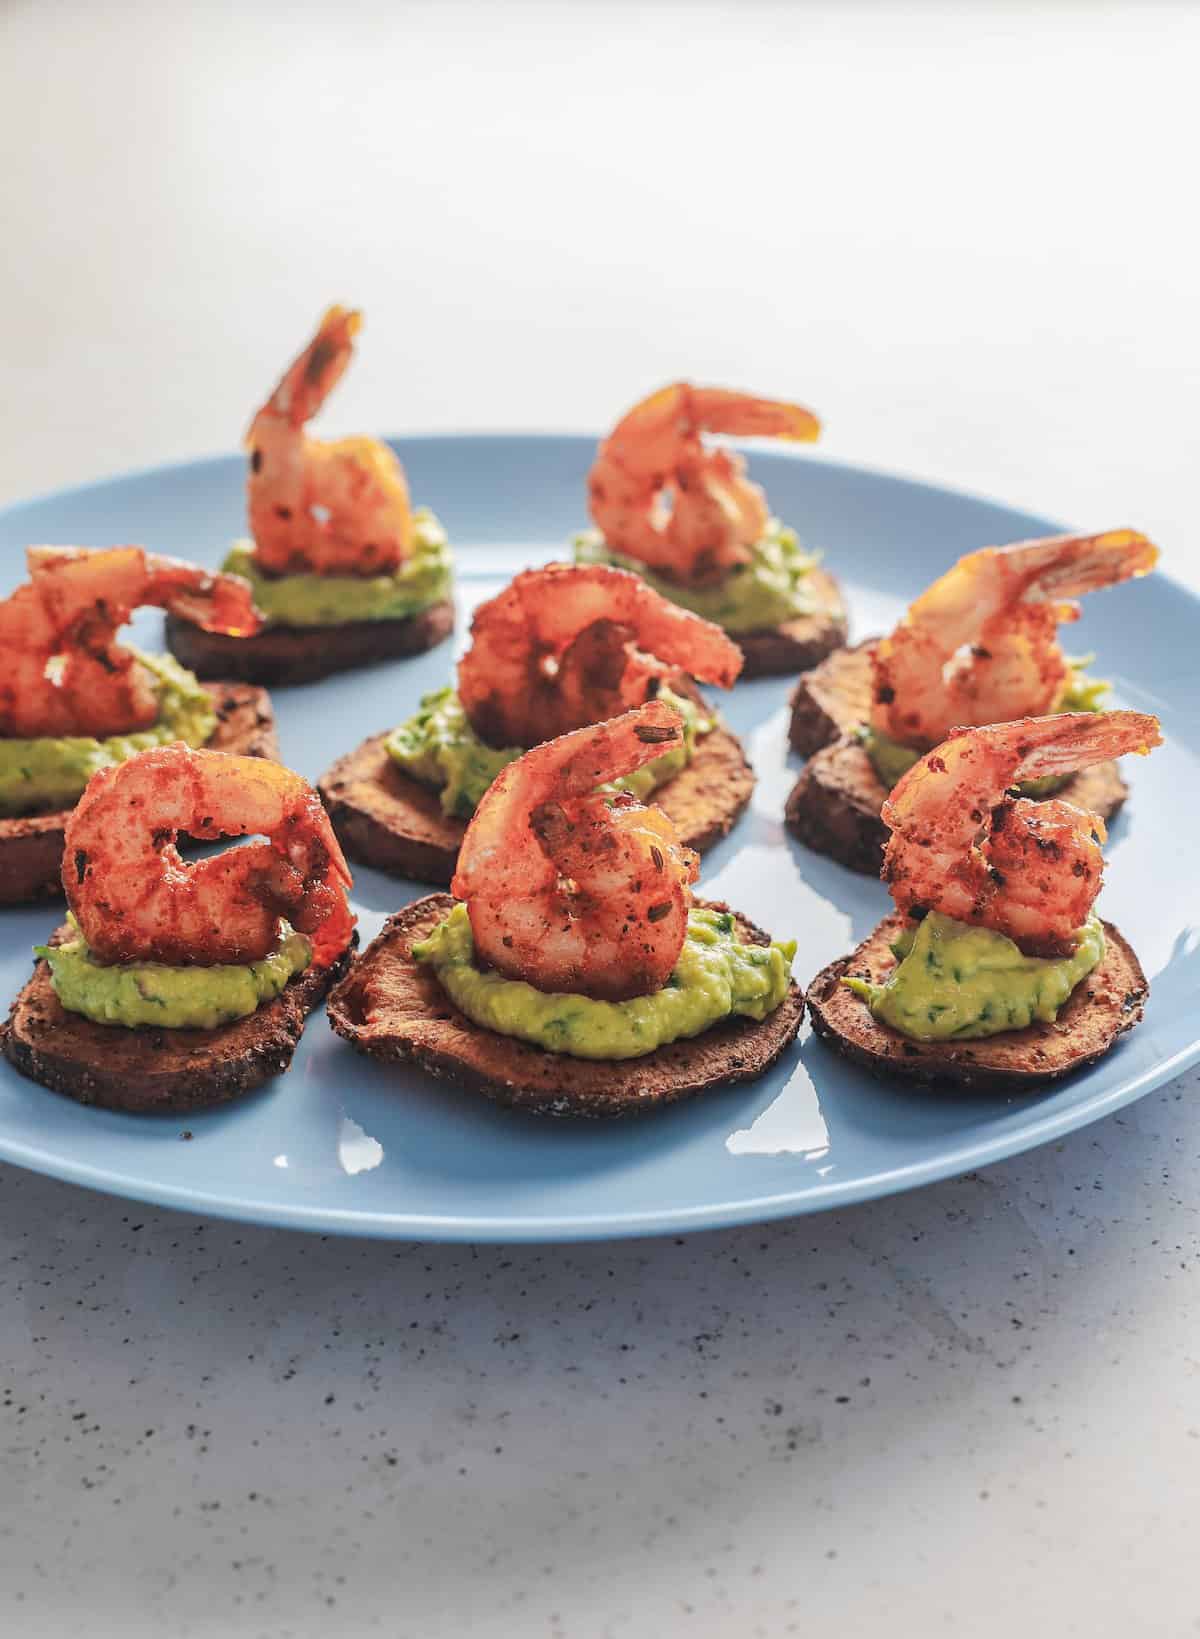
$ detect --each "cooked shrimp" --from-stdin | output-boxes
[245,305,413,576]
[0,546,260,740]
[65,744,354,969]
[871,529,1158,748]
[457,562,743,746]
[881,711,1161,958]
[587,382,820,585]
[451,701,699,1000]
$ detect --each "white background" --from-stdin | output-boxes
[1,3,1198,1636]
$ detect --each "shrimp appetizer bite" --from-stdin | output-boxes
[807,711,1160,1089]
[575,383,847,677]
[0,545,278,905]
[785,528,1158,874]
[327,702,803,1117]
[319,561,754,885]
[166,305,454,687]
[1,745,356,1113]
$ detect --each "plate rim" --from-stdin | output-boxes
[0,436,1195,1242]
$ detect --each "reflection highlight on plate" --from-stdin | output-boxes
[726,1055,831,1161]
[338,1114,384,1176]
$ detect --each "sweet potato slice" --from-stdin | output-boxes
[734,568,849,678]
[786,638,875,756]
[319,722,756,886]
[165,599,454,687]
[326,894,803,1117]
[806,912,1147,1090]
[1,932,354,1114]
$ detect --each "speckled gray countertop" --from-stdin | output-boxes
[2,2,1197,1633]
[4,1069,1199,1636]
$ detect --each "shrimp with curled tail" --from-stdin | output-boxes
[246,305,413,576]
[452,701,699,1000]
[881,711,1161,958]
[65,744,355,969]
[0,546,260,740]
[871,529,1158,748]
[588,383,820,586]
[457,562,743,747]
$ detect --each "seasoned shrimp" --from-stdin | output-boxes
[65,744,354,968]
[0,546,260,740]
[457,562,743,746]
[245,305,413,576]
[451,701,699,1000]
[588,383,820,585]
[881,711,1161,958]
[871,529,1158,748]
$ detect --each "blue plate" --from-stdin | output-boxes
[0,437,1195,1241]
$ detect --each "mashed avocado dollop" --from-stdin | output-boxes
[387,683,712,819]
[414,902,795,1060]
[574,521,819,632]
[37,916,312,1031]
[844,911,1105,1041]
[222,508,452,628]
[0,651,216,819]
[859,659,1110,794]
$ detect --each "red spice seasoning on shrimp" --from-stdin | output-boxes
[326,702,802,1105]
[166,306,455,686]
[2,745,356,1112]
[575,382,847,677]
[806,710,1161,1081]
[321,561,756,887]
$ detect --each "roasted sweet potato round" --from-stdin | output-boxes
[733,568,849,679]
[806,912,1148,1090]
[326,894,804,1117]
[165,599,454,687]
[319,703,755,886]
[2,932,354,1114]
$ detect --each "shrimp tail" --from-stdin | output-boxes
[246,304,362,439]
[681,385,821,443]
[1004,709,1162,783]
[1006,528,1159,600]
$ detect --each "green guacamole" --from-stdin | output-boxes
[574,520,819,632]
[222,508,452,628]
[414,902,796,1060]
[0,651,216,819]
[859,659,1111,794]
[844,911,1105,1042]
[386,683,712,819]
[37,916,312,1031]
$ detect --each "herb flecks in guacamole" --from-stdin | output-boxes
[414,903,795,1060]
[223,508,452,628]
[387,684,712,819]
[575,521,818,633]
[386,690,523,819]
[0,651,216,819]
[844,911,1105,1042]
[859,657,1111,794]
[38,916,312,1031]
